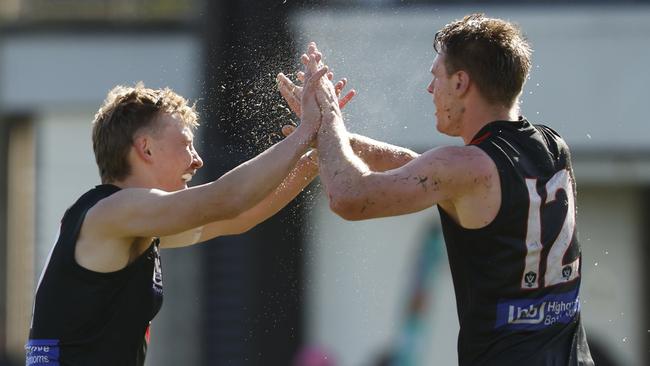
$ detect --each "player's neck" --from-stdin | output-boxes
[460,101,518,144]
[111,172,157,190]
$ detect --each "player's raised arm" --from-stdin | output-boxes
[319,136,493,220]
[87,106,321,241]
[347,133,419,172]
[278,45,418,172]
[302,49,493,220]
[160,149,319,248]
[280,124,420,173]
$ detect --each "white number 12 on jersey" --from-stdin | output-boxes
[521,169,580,289]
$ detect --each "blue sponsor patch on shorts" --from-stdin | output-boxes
[25,339,59,366]
[495,289,580,330]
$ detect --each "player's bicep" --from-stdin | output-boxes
[332,148,454,219]
[87,187,222,240]
[376,156,455,214]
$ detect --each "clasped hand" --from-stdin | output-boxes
[276,42,355,143]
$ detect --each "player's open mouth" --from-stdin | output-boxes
[181,173,193,182]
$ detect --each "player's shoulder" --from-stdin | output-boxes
[533,122,561,137]
[66,184,120,217]
[423,144,491,159]
[87,186,169,222]
[529,121,568,144]
[429,144,494,164]
[531,122,572,159]
[420,145,496,178]
[83,186,158,234]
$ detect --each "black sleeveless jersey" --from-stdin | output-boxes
[438,119,594,365]
[26,184,164,366]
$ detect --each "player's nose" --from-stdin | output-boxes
[427,80,434,94]
[191,151,203,169]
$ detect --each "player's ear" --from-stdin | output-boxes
[133,135,154,163]
[454,70,470,97]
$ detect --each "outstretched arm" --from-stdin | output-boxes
[348,133,419,172]
[303,46,488,221]
[279,125,418,173]
[86,68,330,245]
[161,150,318,248]
[209,150,318,235]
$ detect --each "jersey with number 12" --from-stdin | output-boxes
[438,119,593,366]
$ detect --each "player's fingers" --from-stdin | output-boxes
[327,71,334,81]
[334,78,347,96]
[339,89,356,109]
[278,73,304,95]
[309,66,329,85]
[297,71,305,83]
[276,73,293,89]
[278,81,295,101]
[282,124,296,137]
[308,42,317,55]
[277,75,297,96]
[277,74,302,116]
[306,52,320,76]
[300,54,309,65]
[314,72,334,110]
[279,91,300,116]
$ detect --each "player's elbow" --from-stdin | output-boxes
[329,194,367,221]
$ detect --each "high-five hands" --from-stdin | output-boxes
[302,48,343,123]
[299,46,330,141]
[277,42,355,137]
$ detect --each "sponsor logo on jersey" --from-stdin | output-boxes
[495,288,579,330]
[25,339,59,366]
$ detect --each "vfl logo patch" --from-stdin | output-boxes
[562,266,572,280]
[25,339,59,366]
[495,289,580,330]
[524,271,537,288]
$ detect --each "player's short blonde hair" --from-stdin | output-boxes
[434,13,532,108]
[92,82,199,183]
